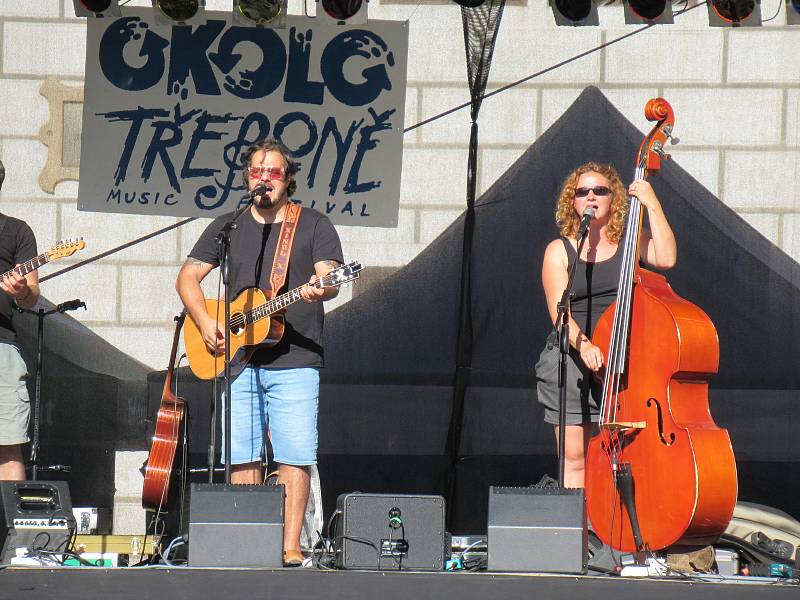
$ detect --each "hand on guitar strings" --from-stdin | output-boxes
[299,274,325,303]
[199,313,226,354]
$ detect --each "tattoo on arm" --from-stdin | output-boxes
[322,260,341,270]
[184,257,204,267]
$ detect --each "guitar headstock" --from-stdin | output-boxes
[47,238,86,260]
[320,261,363,288]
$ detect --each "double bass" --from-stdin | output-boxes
[584,98,737,552]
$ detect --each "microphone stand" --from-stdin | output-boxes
[18,299,86,481]
[214,196,254,484]
[555,222,592,487]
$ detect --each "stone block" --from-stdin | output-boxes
[0,139,48,198]
[0,79,50,136]
[723,151,800,210]
[61,206,181,263]
[91,324,174,369]
[337,208,414,243]
[670,150,720,197]
[40,263,118,322]
[661,88,782,146]
[0,0,60,17]
[418,85,473,144]
[728,31,800,84]
[339,239,425,268]
[476,87,537,145]
[0,201,59,246]
[120,265,183,323]
[783,214,800,265]
[478,147,525,197]
[738,212,780,247]
[419,208,462,246]
[787,90,800,147]
[407,14,469,83]
[605,29,724,84]
[489,28,602,84]
[3,22,87,77]
[399,146,468,207]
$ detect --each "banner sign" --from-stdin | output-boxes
[79,9,408,227]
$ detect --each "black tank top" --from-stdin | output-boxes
[561,237,622,338]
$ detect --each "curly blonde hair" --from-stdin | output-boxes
[555,162,627,243]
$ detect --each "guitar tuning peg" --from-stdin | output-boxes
[668,134,680,145]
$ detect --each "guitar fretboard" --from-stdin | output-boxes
[1,252,50,280]
[243,283,321,325]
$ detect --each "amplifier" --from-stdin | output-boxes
[335,493,447,571]
[0,481,74,563]
[487,486,587,574]
[188,483,284,568]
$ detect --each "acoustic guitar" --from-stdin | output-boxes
[184,261,362,380]
[142,312,186,512]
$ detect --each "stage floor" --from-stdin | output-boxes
[1,566,798,600]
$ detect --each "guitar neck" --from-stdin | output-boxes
[246,282,321,324]
[1,252,51,280]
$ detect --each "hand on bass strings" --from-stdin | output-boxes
[579,338,604,372]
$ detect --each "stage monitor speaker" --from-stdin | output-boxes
[335,493,447,571]
[488,486,586,574]
[188,483,284,567]
[0,481,74,563]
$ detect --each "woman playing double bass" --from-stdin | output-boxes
[535,162,677,488]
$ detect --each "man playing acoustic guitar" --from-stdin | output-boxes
[176,139,343,567]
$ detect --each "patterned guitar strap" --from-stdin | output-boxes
[268,202,302,299]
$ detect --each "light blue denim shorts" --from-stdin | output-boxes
[223,366,319,466]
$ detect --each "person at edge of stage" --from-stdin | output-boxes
[175,139,343,567]
[0,159,41,481]
[535,162,677,489]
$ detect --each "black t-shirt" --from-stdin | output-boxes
[561,237,622,338]
[189,205,343,368]
[0,214,37,344]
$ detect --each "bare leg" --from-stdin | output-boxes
[278,463,310,553]
[554,424,593,488]
[231,461,262,484]
[0,445,25,481]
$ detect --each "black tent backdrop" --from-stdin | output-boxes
[27,87,799,534]
[319,87,800,532]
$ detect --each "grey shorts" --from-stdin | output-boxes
[535,333,600,426]
[0,344,30,445]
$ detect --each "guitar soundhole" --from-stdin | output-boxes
[230,312,245,336]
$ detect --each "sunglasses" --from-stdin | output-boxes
[575,186,610,198]
[248,166,286,181]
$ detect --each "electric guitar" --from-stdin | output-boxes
[2,238,85,282]
[184,261,362,380]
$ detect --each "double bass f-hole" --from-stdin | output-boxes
[645,397,676,447]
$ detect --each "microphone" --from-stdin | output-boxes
[245,184,267,200]
[578,207,596,238]
[56,299,86,313]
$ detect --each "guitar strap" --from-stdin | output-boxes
[268,202,302,297]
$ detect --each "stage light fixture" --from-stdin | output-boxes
[317,0,369,25]
[152,0,204,23]
[550,0,599,26]
[72,0,121,17]
[707,0,761,27]
[623,0,673,24]
[232,0,287,27]
[788,0,800,24]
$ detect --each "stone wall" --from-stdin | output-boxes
[1,0,797,367]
